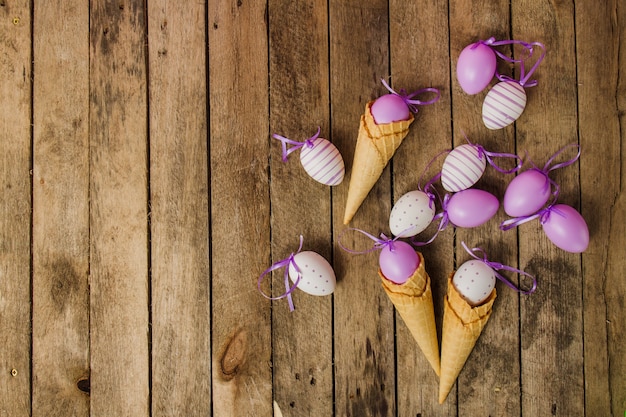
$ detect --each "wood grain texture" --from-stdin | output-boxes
[148,2,211,416]
[208,1,272,415]
[268,1,334,416]
[0,2,31,417]
[31,1,90,416]
[513,1,584,416]
[448,2,522,415]
[388,1,454,416]
[89,1,150,415]
[330,1,396,416]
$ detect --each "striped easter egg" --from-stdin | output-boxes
[441,144,487,192]
[299,137,345,186]
[482,81,527,130]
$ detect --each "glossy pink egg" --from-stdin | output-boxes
[541,204,589,253]
[503,169,551,217]
[446,189,499,228]
[370,94,411,124]
[379,241,419,284]
[457,42,497,95]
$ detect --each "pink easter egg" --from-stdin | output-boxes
[503,169,551,217]
[482,81,527,130]
[457,42,497,95]
[541,204,589,253]
[370,94,411,124]
[379,241,419,284]
[446,189,499,228]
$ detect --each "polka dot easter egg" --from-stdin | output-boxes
[389,190,436,238]
[288,251,337,296]
[273,128,345,186]
[452,260,496,306]
[441,144,487,192]
[482,81,527,130]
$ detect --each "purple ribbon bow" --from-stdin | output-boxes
[272,127,321,162]
[526,143,581,200]
[461,242,537,294]
[462,131,523,174]
[380,78,440,114]
[257,235,305,312]
[476,38,546,87]
[499,203,567,231]
[338,228,408,255]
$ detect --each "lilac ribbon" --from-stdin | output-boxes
[411,193,451,246]
[461,131,523,174]
[499,203,567,231]
[475,38,545,87]
[526,143,581,201]
[272,127,321,162]
[257,235,305,312]
[338,228,407,255]
[380,78,440,114]
[461,242,537,294]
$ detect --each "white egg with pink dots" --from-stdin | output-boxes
[288,251,336,296]
[452,260,496,306]
[389,190,436,238]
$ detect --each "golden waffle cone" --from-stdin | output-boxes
[379,252,440,376]
[438,275,497,404]
[343,101,414,224]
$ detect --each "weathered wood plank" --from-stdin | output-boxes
[329,1,396,416]
[208,1,272,416]
[31,1,90,415]
[268,1,334,416]
[89,1,150,415]
[0,2,32,417]
[147,2,211,416]
[512,1,584,416]
[448,2,522,415]
[388,1,455,415]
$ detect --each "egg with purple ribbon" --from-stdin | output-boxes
[482,81,527,130]
[370,94,411,124]
[446,189,499,228]
[441,144,487,192]
[379,241,420,284]
[503,169,551,217]
[541,204,589,253]
[288,251,337,296]
[299,137,345,186]
[389,190,436,238]
[452,260,496,306]
[457,42,497,95]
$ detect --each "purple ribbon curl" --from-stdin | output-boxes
[476,38,546,87]
[499,203,567,231]
[411,193,451,247]
[461,241,537,294]
[526,143,581,202]
[338,228,409,255]
[462,131,523,174]
[272,127,321,162]
[257,235,305,312]
[380,78,440,114]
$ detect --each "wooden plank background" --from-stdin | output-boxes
[0,1,624,416]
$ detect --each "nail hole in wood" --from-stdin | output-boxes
[77,377,90,394]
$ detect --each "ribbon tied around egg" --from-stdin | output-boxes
[379,78,441,115]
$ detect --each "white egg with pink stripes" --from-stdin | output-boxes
[441,144,487,192]
[482,81,527,130]
[299,136,345,186]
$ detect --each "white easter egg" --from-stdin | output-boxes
[452,260,496,306]
[288,251,336,296]
[389,190,436,238]
[482,81,527,130]
[441,144,487,192]
[300,137,345,186]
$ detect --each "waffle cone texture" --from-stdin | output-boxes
[379,251,440,376]
[343,101,414,224]
[438,275,497,404]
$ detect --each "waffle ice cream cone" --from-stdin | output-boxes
[438,275,497,404]
[379,251,440,376]
[343,101,414,224]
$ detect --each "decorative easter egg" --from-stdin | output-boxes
[452,260,496,306]
[482,81,527,130]
[300,137,345,186]
[456,42,497,95]
[541,204,589,253]
[446,189,499,228]
[370,94,411,124]
[379,241,419,284]
[288,251,337,296]
[503,169,551,217]
[389,190,436,238]
[441,144,487,192]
